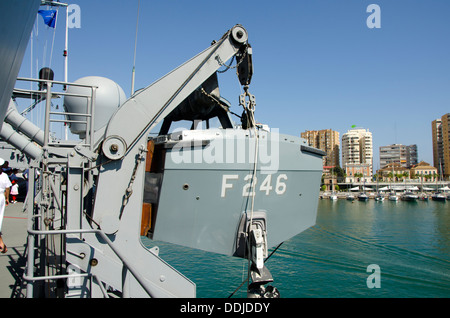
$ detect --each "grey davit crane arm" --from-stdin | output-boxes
[100,24,252,161]
[64,25,254,297]
[90,24,253,236]
[59,24,321,298]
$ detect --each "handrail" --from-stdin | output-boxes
[26,228,156,298]
[16,76,98,88]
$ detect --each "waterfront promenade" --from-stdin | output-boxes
[336,180,449,189]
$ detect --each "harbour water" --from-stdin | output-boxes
[142,199,450,298]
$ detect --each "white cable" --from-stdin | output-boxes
[243,90,259,292]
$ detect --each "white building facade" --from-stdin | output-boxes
[342,128,373,182]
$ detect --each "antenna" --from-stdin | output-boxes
[131,0,141,95]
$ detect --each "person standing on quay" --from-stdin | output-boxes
[0,158,11,253]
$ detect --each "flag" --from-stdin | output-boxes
[351,125,357,128]
[38,10,57,28]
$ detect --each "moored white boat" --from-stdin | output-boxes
[431,192,446,202]
[388,193,398,201]
[401,191,419,202]
[358,192,369,201]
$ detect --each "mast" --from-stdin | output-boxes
[64,4,68,85]
[64,2,69,139]
[41,1,69,138]
[131,0,140,95]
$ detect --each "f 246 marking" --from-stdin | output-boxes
[221,174,287,198]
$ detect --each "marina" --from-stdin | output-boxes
[320,191,450,201]
[2,198,449,298]
[320,180,450,202]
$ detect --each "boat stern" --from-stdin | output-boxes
[144,129,324,256]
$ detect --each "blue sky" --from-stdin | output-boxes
[18,0,450,170]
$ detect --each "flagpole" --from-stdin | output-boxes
[64,5,68,85]
[64,4,69,139]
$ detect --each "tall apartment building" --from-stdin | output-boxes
[341,128,373,178]
[407,144,418,168]
[379,144,418,168]
[432,113,450,179]
[301,129,340,167]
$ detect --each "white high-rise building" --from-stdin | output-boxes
[342,128,373,180]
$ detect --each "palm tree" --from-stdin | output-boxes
[432,172,438,182]
[402,171,409,180]
[387,172,393,182]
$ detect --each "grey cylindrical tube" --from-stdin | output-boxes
[0,122,42,159]
[4,99,44,145]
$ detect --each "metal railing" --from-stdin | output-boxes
[24,228,157,298]
[13,77,97,151]
[14,77,157,298]
[12,78,99,297]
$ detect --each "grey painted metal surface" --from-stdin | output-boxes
[64,76,127,138]
[0,0,40,128]
[4,99,45,146]
[0,202,27,298]
[0,141,31,170]
[0,100,44,160]
[151,129,323,256]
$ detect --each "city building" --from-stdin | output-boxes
[410,161,438,183]
[379,144,418,169]
[301,129,340,167]
[376,162,410,182]
[344,163,371,183]
[444,114,450,179]
[432,113,449,180]
[341,128,373,181]
[407,145,418,168]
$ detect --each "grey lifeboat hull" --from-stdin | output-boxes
[148,129,324,256]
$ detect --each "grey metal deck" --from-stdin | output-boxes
[0,201,27,298]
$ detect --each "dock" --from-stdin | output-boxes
[0,201,28,298]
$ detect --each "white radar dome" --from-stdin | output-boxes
[64,76,127,138]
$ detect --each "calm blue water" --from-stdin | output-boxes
[142,199,450,298]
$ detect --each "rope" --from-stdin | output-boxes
[233,86,260,294]
[246,119,259,292]
[48,7,59,72]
